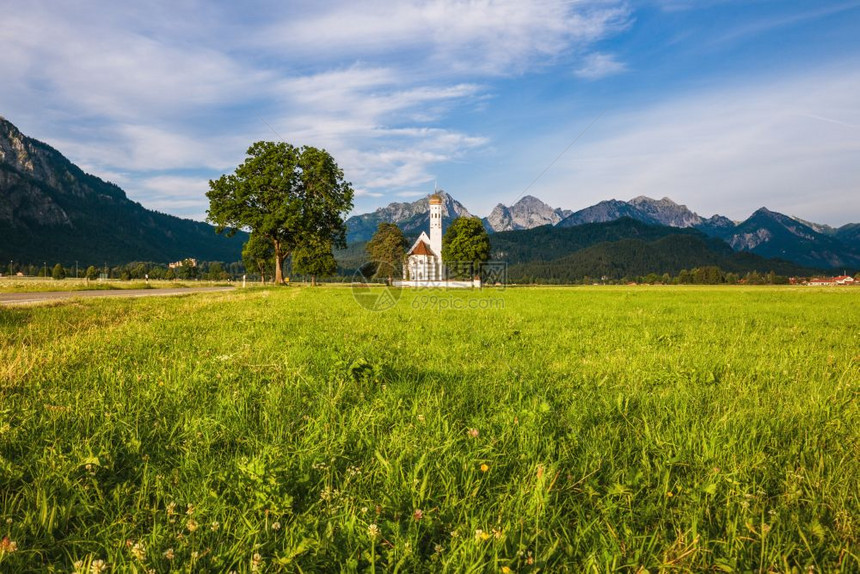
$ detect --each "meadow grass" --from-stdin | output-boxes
[0,286,857,572]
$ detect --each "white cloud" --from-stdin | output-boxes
[136,175,216,219]
[264,0,631,75]
[45,124,248,176]
[1,3,272,122]
[574,52,627,79]
[522,68,860,226]
[0,0,633,220]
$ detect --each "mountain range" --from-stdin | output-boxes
[348,193,860,270]
[492,218,814,282]
[0,116,245,265]
[345,191,473,243]
[2,115,857,274]
[483,195,571,232]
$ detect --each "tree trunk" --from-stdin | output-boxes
[311,274,317,287]
[273,239,285,284]
[274,257,283,284]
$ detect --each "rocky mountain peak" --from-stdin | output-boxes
[344,189,473,242]
[483,195,567,232]
[0,118,36,172]
[627,195,703,228]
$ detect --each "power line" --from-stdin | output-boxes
[510,110,604,205]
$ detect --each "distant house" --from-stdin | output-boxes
[168,258,198,269]
[807,275,855,286]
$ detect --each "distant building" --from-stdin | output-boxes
[397,192,480,288]
[807,275,856,286]
[168,258,198,269]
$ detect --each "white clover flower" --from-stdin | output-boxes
[130,541,146,561]
[368,523,381,540]
[251,553,263,573]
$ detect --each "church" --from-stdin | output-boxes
[397,193,481,288]
[403,194,444,281]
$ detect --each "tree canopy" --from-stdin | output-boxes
[293,240,337,285]
[366,222,407,282]
[207,142,353,283]
[242,233,275,283]
[51,263,66,280]
[442,217,491,279]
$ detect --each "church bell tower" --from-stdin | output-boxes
[429,193,443,259]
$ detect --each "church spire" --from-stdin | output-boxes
[429,189,443,258]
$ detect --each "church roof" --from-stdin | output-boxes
[409,240,433,256]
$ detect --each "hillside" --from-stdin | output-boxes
[336,217,817,281]
[716,208,860,270]
[490,218,726,265]
[0,117,246,265]
[507,233,813,283]
[835,223,860,245]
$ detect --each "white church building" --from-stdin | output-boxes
[404,194,444,282]
[398,194,480,288]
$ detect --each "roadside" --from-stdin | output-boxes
[0,278,233,294]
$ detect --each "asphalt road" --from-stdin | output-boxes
[0,286,234,306]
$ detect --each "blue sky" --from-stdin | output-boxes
[3,0,860,225]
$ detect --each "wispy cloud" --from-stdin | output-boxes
[263,0,631,75]
[574,53,627,79]
[527,67,860,225]
[0,0,631,218]
[709,2,860,47]
[7,0,854,228]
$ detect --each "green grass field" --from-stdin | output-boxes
[0,278,231,294]
[1,286,857,572]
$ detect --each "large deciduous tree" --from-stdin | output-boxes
[207,142,353,284]
[366,222,407,283]
[442,217,491,279]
